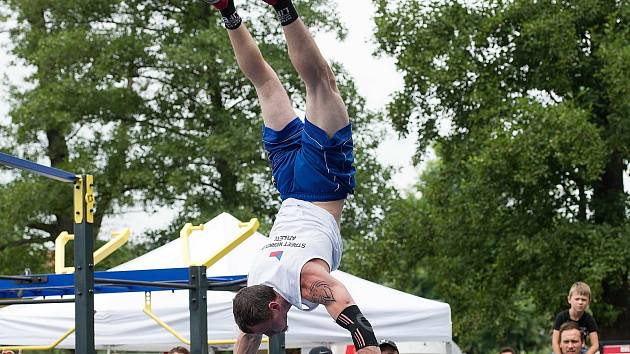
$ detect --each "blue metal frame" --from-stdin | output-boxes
[0,151,258,353]
[0,267,246,298]
[0,151,77,183]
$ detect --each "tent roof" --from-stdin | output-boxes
[0,212,451,351]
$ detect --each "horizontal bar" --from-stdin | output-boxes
[94,278,246,291]
[1,278,246,296]
[94,278,195,290]
[0,297,75,305]
[0,267,247,298]
[208,279,247,291]
[0,275,32,281]
[0,285,75,293]
[208,279,246,286]
[0,151,77,183]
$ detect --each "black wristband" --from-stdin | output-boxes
[217,0,242,29]
[221,12,242,30]
[336,305,378,350]
[271,0,299,26]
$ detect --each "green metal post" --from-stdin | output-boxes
[270,333,286,354]
[190,266,209,354]
[74,174,96,354]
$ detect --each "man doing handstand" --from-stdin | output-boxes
[209,1,380,354]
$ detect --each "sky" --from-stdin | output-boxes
[316,2,421,191]
[0,2,418,237]
[4,2,625,238]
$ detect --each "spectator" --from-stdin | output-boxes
[168,346,190,354]
[551,282,599,354]
[309,346,333,354]
[559,322,583,354]
[499,347,515,354]
[379,340,399,354]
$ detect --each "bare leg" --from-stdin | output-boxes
[275,19,350,221]
[281,19,350,137]
[226,24,296,131]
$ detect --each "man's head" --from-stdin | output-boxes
[232,284,288,336]
[379,340,399,354]
[309,346,333,354]
[559,322,583,354]
[567,282,591,313]
[499,347,515,354]
[168,346,190,354]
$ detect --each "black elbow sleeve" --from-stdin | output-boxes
[335,305,378,350]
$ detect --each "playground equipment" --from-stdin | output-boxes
[0,151,283,354]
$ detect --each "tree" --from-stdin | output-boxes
[0,0,395,278]
[372,0,629,351]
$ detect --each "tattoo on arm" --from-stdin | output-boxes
[308,280,336,305]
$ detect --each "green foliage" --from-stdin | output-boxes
[372,0,630,351]
[0,0,395,287]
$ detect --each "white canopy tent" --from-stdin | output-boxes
[0,213,453,353]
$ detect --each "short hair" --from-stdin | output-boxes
[233,284,277,332]
[379,340,399,353]
[168,346,190,354]
[559,321,583,343]
[499,347,515,354]
[309,346,333,354]
[568,282,591,300]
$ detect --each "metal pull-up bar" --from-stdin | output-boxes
[0,150,268,354]
[0,151,77,183]
[0,150,95,354]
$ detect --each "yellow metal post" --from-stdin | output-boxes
[143,292,191,345]
[179,223,205,266]
[202,218,259,268]
[93,228,131,265]
[55,228,131,274]
[55,231,75,274]
[73,176,83,224]
[0,327,75,351]
[142,291,271,347]
[85,175,94,223]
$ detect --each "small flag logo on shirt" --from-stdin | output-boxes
[269,251,283,260]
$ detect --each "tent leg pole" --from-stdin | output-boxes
[269,333,285,354]
[74,174,96,354]
[190,266,208,354]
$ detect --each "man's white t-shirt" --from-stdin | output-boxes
[247,198,343,310]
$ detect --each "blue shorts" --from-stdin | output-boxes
[262,117,356,202]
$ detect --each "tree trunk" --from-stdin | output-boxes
[599,274,630,339]
[46,128,75,236]
[591,150,629,339]
[216,158,238,210]
[592,151,626,225]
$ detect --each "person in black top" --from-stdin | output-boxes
[499,347,515,354]
[551,282,599,354]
